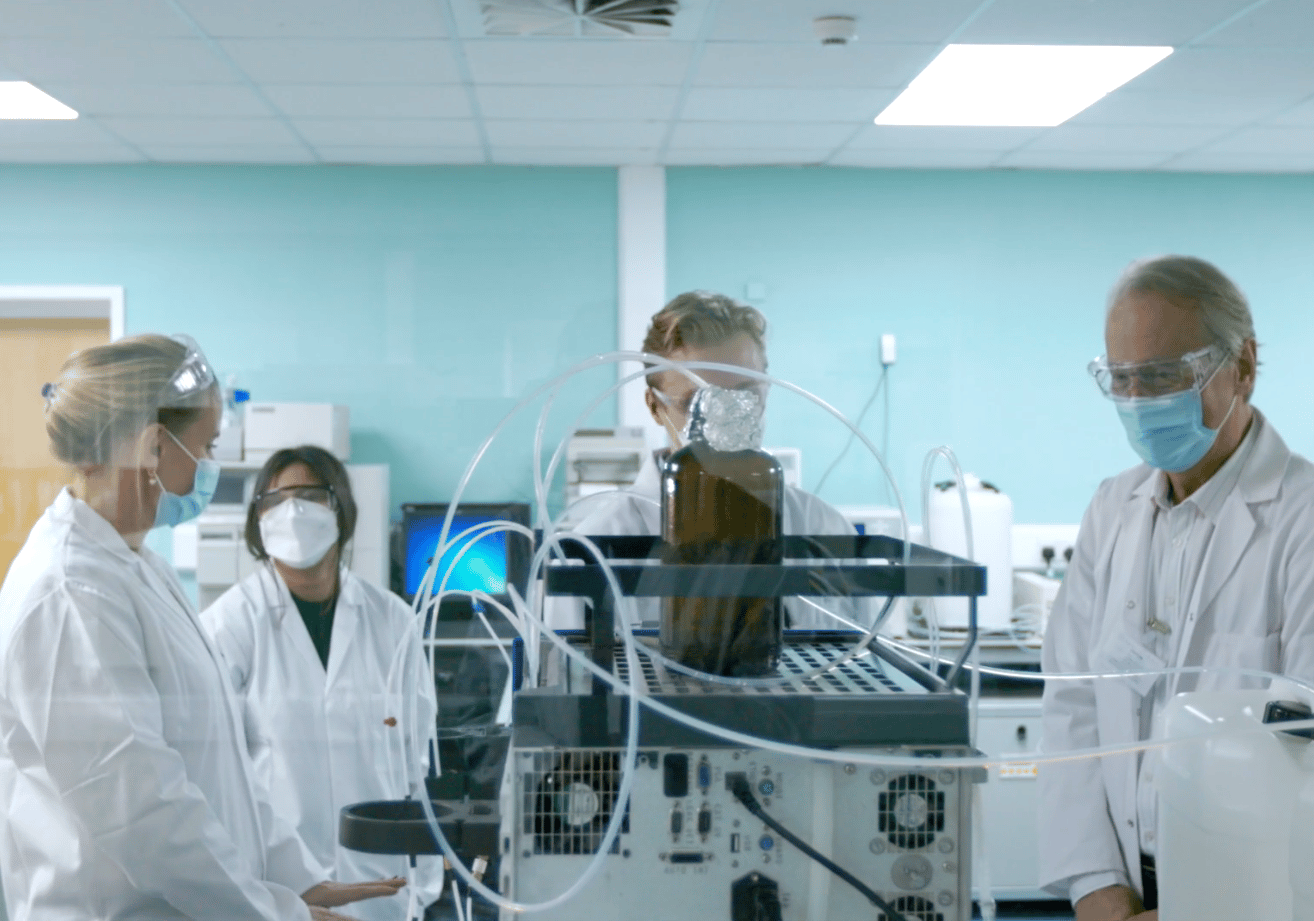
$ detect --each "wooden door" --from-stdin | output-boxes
[0,318,110,580]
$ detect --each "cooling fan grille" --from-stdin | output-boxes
[481,0,679,37]
[525,749,629,855]
[877,773,946,850]
[878,895,944,921]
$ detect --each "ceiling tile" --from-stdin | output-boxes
[995,150,1173,170]
[263,84,471,119]
[292,119,481,146]
[176,0,446,39]
[0,143,145,162]
[0,0,192,37]
[1196,125,1314,154]
[827,148,1004,168]
[316,146,486,164]
[475,85,680,120]
[1023,124,1231,152]
[958,0,1257,45]
[0,118,124,145]
[844,125,1043,151]
[1161,150,1314,172]
[36,83,272,118]
[1071,88,1303,127]
[0,38,237,82]
[139,143,315,163]
[706,0,982,44]
[1129,46,1314,95]
[668,121,857,149]
[464,40,694,86]
[662,148,833,165]
[484,119,667,148]
[682,87,897,123]
[491,147,658,166]
[218,39,460,83]
[693,42,938,88]
[1197,0,1314,47]
[98,116,303,145]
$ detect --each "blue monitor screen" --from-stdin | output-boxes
[405,513,508,600]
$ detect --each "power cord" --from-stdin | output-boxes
[813,365,889,497]
[726,773,909,921]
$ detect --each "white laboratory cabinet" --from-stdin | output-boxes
[180,462,390,609]
[974,696,1047,901]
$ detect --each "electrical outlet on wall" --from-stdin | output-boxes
[1012,524,1081,571]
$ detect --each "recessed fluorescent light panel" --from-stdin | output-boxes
[0,82,78,120]
[876,44,1172,127]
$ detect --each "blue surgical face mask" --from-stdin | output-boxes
[153,428,220,528]
[1115,387,1237,473]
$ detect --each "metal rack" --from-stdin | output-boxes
[540,533,987,693]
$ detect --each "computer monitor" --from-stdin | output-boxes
[399,502,531,604]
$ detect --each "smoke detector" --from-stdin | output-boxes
[482,0,679,37]
[813,15,858,46]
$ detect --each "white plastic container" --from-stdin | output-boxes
[1291,759,1314,921]
[925,474,1013,630]
[1156,685,1314,921]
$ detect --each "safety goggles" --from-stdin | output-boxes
[651,380,769,416]
[1088,344,1228,400]
[160,334,218,406]
[255,484,336,515]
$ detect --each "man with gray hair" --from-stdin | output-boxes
[1039,255,1314,920]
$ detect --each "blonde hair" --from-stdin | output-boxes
[45,334,217,466]
[641,291,767,386]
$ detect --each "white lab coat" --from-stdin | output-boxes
[547,452,860,630]
[0,489,323,921]
[1039,412,1314,901]
[202,565,442,921]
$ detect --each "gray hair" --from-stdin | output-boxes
[1108,255,1255,358]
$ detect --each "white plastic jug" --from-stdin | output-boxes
[1156,685,1314,921]
[925,474,1013,630]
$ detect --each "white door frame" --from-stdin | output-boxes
[0,285,125,340]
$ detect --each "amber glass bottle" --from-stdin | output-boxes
[660,387,783,677]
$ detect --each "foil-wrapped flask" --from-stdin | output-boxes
[660,385,783,676]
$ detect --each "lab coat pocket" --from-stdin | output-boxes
[1198,631,1279,691]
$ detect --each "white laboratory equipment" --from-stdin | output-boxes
[243,402,350,463]
[1156,683,1314,921]
[564,427,646,507]
[925,475,1014,631]
[181,462,390,609]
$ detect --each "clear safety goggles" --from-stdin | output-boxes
[160,334,218,407]
[651,379,769,416]
[255,484,336,515]
[1088,344,1228,400]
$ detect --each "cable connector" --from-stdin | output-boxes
[472,856,489,883]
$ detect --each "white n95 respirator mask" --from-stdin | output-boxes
[259,499,340,569]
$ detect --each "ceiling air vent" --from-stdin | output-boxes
[482,0,679,37]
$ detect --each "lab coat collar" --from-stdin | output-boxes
[631,450,667,496]
[52,487,142,565]
[262,564,364,688]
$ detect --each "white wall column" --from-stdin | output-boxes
[616,165,666,451]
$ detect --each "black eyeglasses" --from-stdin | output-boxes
[255,484,336,515]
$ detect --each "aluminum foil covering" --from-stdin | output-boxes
[685,386,765,451]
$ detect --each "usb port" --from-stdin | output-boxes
[729,833,742,853]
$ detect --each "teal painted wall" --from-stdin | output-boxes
[0,165,619,515]
[666,167,1314,523]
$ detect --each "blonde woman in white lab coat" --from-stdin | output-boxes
[548,291,859,631]
[1040,257,1314,921]
[202,445,442,921]
[0,335,396,921]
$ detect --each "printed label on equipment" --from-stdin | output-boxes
[998,762,1038,780]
